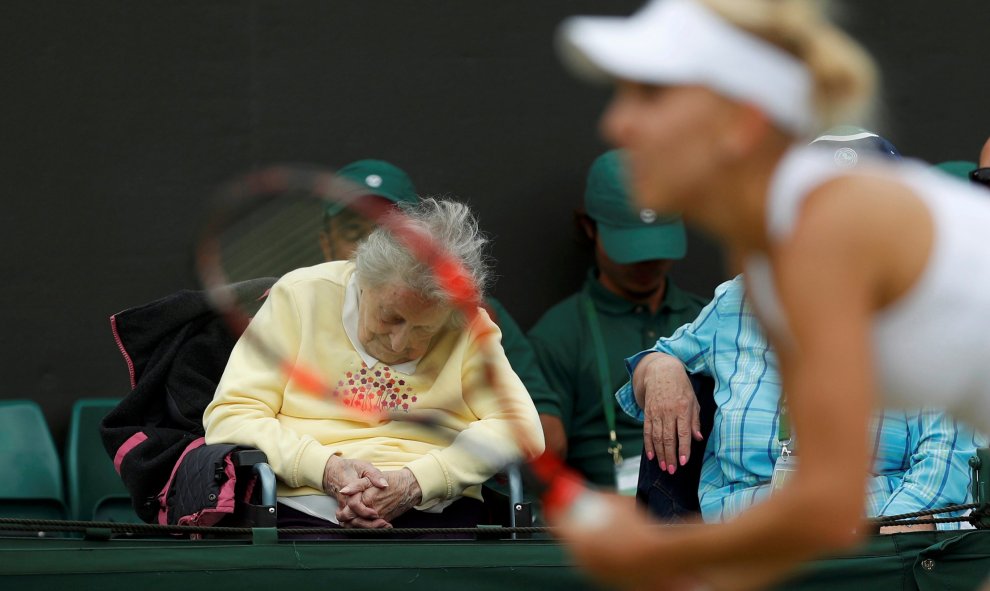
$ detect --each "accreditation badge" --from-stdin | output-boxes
[615,455,641,496]
[769,452,798,495]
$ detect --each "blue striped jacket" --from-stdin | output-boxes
[617,276,980,527]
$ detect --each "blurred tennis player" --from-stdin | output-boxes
[552,0,990,589]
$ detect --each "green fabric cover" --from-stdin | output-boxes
[0,531,987,590]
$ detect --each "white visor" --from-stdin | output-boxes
[557,0,816,136]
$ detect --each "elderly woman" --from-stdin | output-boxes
[203,198,544,531]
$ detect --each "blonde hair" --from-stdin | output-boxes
[699,0,877,133]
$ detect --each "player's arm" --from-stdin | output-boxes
[558,179,899,591]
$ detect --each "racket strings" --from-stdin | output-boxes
[199,165,582,521]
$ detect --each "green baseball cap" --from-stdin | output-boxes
[326,159,419,216]
[935,160,977,181]
[584,150,686,263]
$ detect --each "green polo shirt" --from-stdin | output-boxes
[527,271,708,488]
[485,296,555,408]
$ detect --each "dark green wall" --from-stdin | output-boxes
[2,1,987,443]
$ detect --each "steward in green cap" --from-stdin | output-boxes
[319,159,420,261]
[319,158,556,428]
[528,150,707,492]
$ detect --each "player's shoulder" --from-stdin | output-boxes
[800,172,909,240]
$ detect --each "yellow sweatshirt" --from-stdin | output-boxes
[204,261,544,508]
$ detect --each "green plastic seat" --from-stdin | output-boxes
[65,399,140,523]
[0,400,67,521]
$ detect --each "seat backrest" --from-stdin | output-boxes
[0,400,66,519]
[66,398,140,522]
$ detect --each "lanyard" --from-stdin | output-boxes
[580,290,623,465]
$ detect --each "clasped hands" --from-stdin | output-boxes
[322,456,422,528]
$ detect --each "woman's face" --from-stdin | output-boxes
[357,281,451,365]
[601,82,735,216]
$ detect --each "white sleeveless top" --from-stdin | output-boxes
[745,146,990,434]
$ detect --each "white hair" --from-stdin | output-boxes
[353,197,492,316]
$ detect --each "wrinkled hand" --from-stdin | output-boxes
[634,353,703,475]
[323,456,390,527]
[336,468,423,528]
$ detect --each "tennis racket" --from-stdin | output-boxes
[195,164,603,526]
